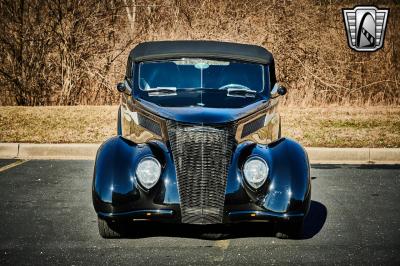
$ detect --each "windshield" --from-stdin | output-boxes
[138,58,265,92]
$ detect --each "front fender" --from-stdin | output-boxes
[92,136,180,215]
[225,138,311,216]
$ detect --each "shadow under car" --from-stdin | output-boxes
[107,200,327,240]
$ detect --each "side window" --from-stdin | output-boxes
[125,60,134,88]
[265,65,270,92]
[269,63,276,91]
[125,59,131,78]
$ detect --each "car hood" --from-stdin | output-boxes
[137,98,269,124]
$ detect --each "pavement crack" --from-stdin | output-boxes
[214,239,230,251]
[16,143,20,158]
[213,240,230,262]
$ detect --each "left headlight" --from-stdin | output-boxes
[135,157,161,189]
[243,156,269,189]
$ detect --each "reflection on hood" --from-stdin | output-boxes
[137,90,269,124]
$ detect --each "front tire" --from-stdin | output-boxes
[98,217,122,238]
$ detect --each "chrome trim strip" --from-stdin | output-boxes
[98,209,174,218]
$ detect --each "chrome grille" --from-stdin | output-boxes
[167,121,235,224]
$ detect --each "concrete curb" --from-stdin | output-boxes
[307,147,400,164]
[0,143,19,159]
[0,143,399,163]
[307,147,370,164]
[18,143,100,160]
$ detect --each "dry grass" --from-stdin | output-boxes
[280,106,400,148]
[0,106,399,147]
[0,106,118,143]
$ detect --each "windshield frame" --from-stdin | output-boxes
[136,58,268,93]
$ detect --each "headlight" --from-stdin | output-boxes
[135,157,161,189]
[243,157,269,189]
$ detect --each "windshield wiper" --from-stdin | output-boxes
[146,87,177,96]
[227,88,257,98]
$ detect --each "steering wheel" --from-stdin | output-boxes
[218,83,251,90]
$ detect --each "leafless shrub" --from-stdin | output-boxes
[0,0,398,106]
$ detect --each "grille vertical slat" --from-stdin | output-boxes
[167,121,235,224]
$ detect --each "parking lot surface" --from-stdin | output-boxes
[0,160,399,265]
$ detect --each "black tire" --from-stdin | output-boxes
[98,217,122,239]
[200,232,225,240]
[275,219,304,239]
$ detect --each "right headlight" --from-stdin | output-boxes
[243,156,269,189]
[135,156,161,189]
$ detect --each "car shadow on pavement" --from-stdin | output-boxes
[312,164,400,170]
[356,164,400,170]
[302,201,328,239]
[119,200,327,240]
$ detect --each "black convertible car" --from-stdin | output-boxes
[92,41,311,239]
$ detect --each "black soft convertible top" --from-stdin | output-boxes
[129,40,274,65]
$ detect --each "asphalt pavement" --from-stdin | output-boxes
[0,159,399,265]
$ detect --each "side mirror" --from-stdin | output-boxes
[116,81,132,95]
[271,83,287,98]
[117,82,126,92]
[277,85,287,96]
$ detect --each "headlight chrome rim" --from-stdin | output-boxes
[243,156,269,189]
[135,156,162,190]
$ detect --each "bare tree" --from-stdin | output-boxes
[0,0,398,106]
